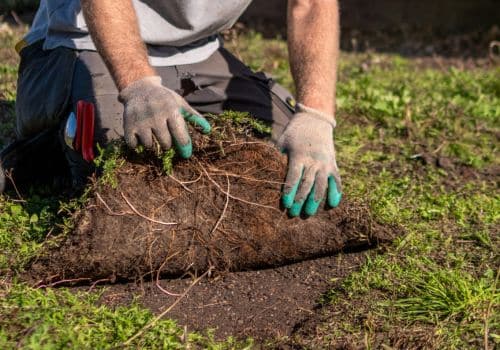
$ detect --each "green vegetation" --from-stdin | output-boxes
[0,195,60,273]
[285,53,498,349]
[0,283,253,349]
[94,143,126,188]
[1,25,498,349]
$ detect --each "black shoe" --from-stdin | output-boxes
[0,127,70,194]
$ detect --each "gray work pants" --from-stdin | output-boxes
[16,41,295,147]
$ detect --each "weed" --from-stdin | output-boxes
[161,148,176,175]
[216,110,272,135]
[0,194,61,273]
[93,143,126,189]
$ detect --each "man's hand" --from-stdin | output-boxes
[118,76,211,158]
[282,0,341,216]
[278,104,341,217]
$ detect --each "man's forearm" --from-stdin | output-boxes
[81,0,156,91]
[287,0,339,117]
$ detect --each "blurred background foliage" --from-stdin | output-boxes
[0,0,39,14]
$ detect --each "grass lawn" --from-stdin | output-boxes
[0,24,499,349]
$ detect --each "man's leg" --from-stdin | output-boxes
[68,51,184,188]
[72,47,295,146]
[174,47,295,141]
[0,41,77,193]
[71,50,180,147]
[67,47,295,187]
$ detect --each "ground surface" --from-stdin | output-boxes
[89,253,366,342]
[0,20,499,349]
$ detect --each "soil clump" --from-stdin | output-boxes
[91,252,368,342]
[28,122,399,284]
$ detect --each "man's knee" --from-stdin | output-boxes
[15,41,77,139]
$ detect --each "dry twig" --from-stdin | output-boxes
[4,170,24,201]
[10,11,25,26]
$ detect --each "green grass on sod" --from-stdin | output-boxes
[1,26,499,348]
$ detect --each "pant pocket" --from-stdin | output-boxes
[15,41,77,139]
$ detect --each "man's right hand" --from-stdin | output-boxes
[118,76,211,158]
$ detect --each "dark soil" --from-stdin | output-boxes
[89,252,368,342]
[27,123,400,285]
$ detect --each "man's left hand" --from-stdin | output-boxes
[278,104,342,217]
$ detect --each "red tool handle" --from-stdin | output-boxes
[75,102,84,152]
[75,100,95,162]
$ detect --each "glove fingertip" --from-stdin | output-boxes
[327,176,342,208]
[288,200,304,217]
[180,108,212,134]
[281,179,300,208]
[282,192,294,208]
[196,116,212,134]
[304,197,321,216]
[175,139,193,159]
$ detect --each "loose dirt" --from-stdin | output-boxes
[90,252,368,342]
[27,122,399,285]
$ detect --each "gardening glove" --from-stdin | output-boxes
[278,103,342,217]
[118,76,211,158]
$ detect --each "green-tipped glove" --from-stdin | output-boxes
[118,76,211,158]
[278,103,342,217]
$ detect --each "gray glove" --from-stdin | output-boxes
[278,103,342,217]
[118,76,211,158]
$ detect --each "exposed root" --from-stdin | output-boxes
[210,175,230,237]
[96,192,129,216]
[207,165,284,185]
[88,278,112,292]
[120,192,178,226]
[198,161,278,211]
[168,175,194,193]
[156,251,182,297]
[36,277,92,289]
[122,269,212,346]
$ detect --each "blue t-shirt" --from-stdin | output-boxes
[25,0,252,66]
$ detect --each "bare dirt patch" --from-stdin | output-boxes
[27,123,400,285]
[89,252,368,342]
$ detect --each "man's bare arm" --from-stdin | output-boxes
[278,0,342,217]
[81,0,156,91]
[287,0,339,117]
